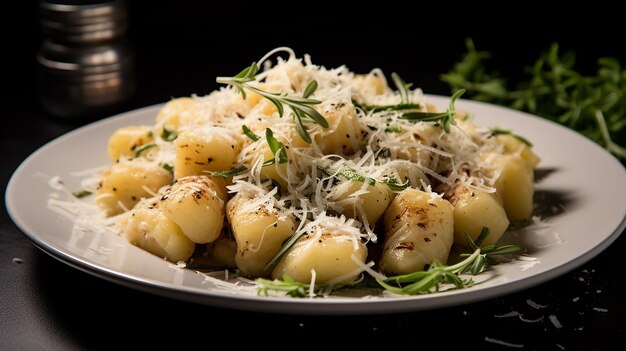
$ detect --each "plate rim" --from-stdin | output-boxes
[6,97,626,314]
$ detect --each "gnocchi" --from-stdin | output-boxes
[380,189,454,274]
[95,159,172,216]
[86,49,540,289]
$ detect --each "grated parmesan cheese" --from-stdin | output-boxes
[47,47,541,288]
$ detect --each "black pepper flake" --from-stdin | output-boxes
[208,158,214,163]
[418,223,426,228]
[424,237,431,242]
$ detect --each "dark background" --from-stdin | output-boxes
[1,2,625,349]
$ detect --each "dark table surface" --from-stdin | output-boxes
[2,3,625,350]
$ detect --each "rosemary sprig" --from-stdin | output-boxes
[384,124,403,133]
[321,167,411,191]
[263,128,288,166]
[399,89,465,133]
[442,38,626,159]
[263,231,305,273]
[302,79,318,99]
[161,127,177,142]
[242,125,260,141]
[161,163,174,172]
[381,178,411,191]
[216,63,328,144]
[336,168,376,186]
[256,275,311,297]
[377,227,520,295]
[134,143,157,157]
[207,129,287,178]
[392,72,412,104]
[207,165,248,178]
[72,189,92,198]
[357,102,423,113]
[354,72,421,113]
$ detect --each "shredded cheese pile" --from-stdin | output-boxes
[143,47,504,245]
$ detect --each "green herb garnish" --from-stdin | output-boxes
[302,80,318,99]
[256,275,312,297]
[242,125,260,141]
[134,143,157,157]
[72,189,92,198]
[216,63,328,144]
[357,102,422,113]
[264,231,305,273]
[377,227,520,294]
[354,73,421,113]
[381,178,411,191]
[207,165,248,178]
[161,127,178,142]
[391,72,412,104]
[161,163,174,172]
[263,128,288,166]
[399,89,465,133]
[442,38,626,159]
[384,124,403,133]
[337,168,376,186]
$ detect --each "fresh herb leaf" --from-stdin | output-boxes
[161,127,178,142]
[391,72,413,104]
[377,227,520,295]
[471,227,490,247]
[72,189,92,198]
[161,163,174,172]
[265,128,288,165]
[293,113,312,144]
[217,64,328,143]
[321,167,410,191]
[242,125,260,141]
[357,102,422,113]
[264,232,306,273]
[206,166,248,178]
[134,143,157,157]
[303,80,318,98]
[381,178,411,191]
[384,124,402,133]
[337,168,376,186]
[442,38,626,159]
[399,89,465,133]
[353,73,420,114]
[257,275,312,297]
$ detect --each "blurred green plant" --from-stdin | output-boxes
[442,39,626,159]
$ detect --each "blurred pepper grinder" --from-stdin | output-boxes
[38,0,135,119]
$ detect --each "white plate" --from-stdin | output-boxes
[6,97,626,314]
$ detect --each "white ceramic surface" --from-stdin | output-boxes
[6,97,626,314]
